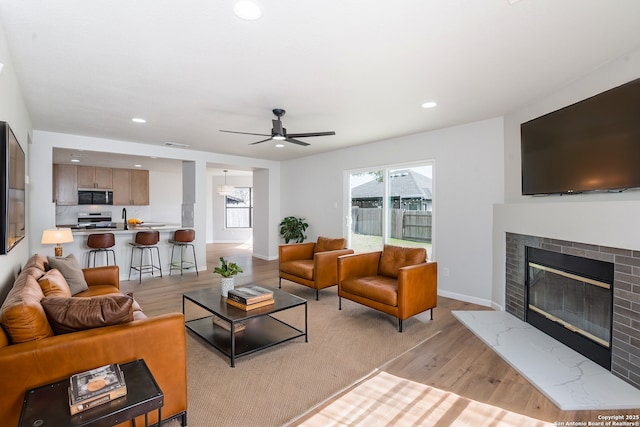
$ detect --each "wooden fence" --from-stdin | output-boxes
[351,207,432,242]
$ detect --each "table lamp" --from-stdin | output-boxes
[41,228,74,257]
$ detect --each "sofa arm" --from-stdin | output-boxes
[279,242,316,263]
[0,313,187,427]
[398,261,438,318]
[338,251,382,283]
[314,249,355,287]
[82,265,120,289]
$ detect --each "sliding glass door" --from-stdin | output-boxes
[347,162,433,259]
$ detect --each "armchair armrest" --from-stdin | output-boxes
[82,265,120,289]
[314,249,355,287]
[397,261,438,318]
[279,242,316,263]
[338,251,382,282]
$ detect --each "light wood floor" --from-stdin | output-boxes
[122,243,638,424]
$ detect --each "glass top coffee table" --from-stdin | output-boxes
[182,286,307,367]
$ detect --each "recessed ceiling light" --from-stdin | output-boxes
[233,1,262,20]
[275,143,285,148]
[421,101,437,109]
[131,117,146,124]
[134,164,142,168]
[71,159,80,163]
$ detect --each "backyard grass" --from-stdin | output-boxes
[350,233,433,260]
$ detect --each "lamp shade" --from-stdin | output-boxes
[41,228,74,245]
[217,185,235,196]
[217,170,235,196]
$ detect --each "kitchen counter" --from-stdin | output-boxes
[56,223,180,234]
[56,223,195,280]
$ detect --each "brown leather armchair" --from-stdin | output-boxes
[279,236,354,300]
[338,244,437,332]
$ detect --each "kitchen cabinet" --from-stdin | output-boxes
[53,164,78,205]
[77,166,113,189]
[113,168,149,205]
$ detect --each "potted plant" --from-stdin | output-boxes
[279,216,309,243]
[213,257,243,297]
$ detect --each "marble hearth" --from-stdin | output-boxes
[505,233,640,390]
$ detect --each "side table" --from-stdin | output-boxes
[19,359,164,427]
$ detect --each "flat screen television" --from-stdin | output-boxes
[521,77,640,195]
[0,122,26,254]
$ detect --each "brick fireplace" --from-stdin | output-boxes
[505,233,640,389]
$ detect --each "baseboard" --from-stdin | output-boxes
[437,290,492,308]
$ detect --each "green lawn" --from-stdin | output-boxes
[349,233,433,260]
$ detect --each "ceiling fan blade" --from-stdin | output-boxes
[249,138,274,145]
[285,138,310,146]
[220,130,271,137]
[287,131,336,138]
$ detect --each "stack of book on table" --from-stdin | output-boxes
[68,363,127,415]
[226,285,274,311]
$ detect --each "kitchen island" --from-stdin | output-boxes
[58,223,195,281]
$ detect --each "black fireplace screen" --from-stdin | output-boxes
[528,262,611,347]
[526,247,614,369]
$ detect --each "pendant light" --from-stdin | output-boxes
[217,170,235,196]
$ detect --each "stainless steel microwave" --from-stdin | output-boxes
[78,190,113,205]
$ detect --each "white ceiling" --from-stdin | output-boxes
[2,0,640,163]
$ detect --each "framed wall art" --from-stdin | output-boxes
[0,121,26,254]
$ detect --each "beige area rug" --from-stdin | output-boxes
[293,371,554,427]
[168,284,439,427]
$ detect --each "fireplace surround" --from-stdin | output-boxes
[506,233,640,389]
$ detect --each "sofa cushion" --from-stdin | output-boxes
[41,294,134,335]
[38,269,72,297]
[341,275,398,306]
[378,245,427,279]
[314,236,346,253]
[24,254,48,272]
[47,254,88,295]
[0,267,54,343]
[280,259,314,280]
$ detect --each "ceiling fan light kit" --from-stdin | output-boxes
[219,108,336,147]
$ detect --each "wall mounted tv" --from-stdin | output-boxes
[521,77,640,195]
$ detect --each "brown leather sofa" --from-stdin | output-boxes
[338,244,437,332]
[0,254,187,426]
[279,236,354,300]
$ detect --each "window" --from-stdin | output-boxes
[347,162,433,259]
[225,187,253,228]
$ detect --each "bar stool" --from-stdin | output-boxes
[169,229,198,276]
[128,231,162,283]
[86,233,116,268]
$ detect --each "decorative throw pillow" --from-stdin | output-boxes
[314,236,346,253]
[38,269,72,297]
[378,245,427,278]
[41,294,134,335]
[47,254,88,295]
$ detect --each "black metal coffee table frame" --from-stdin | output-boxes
[183,287,307,367]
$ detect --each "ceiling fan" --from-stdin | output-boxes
[219,108,335,146]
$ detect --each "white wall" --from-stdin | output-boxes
[492,48,640,308]
[0,21,33,300]
[281,117,505,306]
